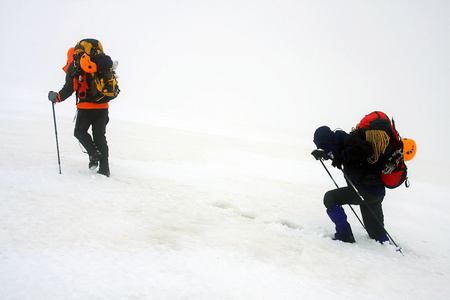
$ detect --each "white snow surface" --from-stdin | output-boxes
[1,0,450,299]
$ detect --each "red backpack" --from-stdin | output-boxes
[356,111,409,189]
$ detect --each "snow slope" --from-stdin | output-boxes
[1,0,450,299]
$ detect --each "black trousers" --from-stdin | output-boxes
[74,108,109,164]
[324,186,386,240]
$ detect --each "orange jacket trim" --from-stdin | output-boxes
[62,47,75,73]
[76,102,109,109]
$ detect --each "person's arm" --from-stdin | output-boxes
[57,62,76,102]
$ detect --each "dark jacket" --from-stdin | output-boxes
[314,126,385,197]
[58,62,109,109]
[58,62,77,102]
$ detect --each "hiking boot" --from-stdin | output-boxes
[89,150,102,170]
[98,154,110,177]
[377,236,390,244]
[332,233,356,243]
[98,168,110,177]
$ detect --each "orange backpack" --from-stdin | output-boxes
[62,39,120,103]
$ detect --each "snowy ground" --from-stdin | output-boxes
[1,0,450,299]
[1,86,449,299]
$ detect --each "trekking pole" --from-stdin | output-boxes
[341,170,404,256]
[51,102,62,174]
[319,159,366,230]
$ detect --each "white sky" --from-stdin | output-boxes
[1,0,449,162]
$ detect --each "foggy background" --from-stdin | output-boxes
[1,0,449,173]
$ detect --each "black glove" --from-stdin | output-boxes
[48,91,59,103]
[332,152,344,169]
[311,149,329,161]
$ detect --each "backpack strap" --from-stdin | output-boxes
[75,73,90,102]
